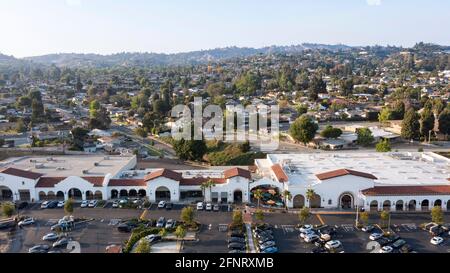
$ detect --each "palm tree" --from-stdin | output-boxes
[282,190,292,211]
[200,179,216,203]
[306,188,316,209]
[254,189,264,209]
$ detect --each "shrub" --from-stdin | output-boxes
[123,227,160,253]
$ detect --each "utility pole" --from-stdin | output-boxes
[355,204,359,227]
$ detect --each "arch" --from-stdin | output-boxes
[408,200,416,211]
[94,191,102,200]
[86,191,94,200]
[293,195,305,209]
[395,200,404,211]
[155,186,171,201]
[234,190,243,204]
[421,199,429,211]
[47,191,56,200]
[138,189,147,198]
[434,199,442,207]
[0,186,13,201]
[56,191,65,200]
[129,189,138,197]
[382,200,391,211]
[309,194,321,208]
[38,191,47,201]
[339,193,354,209]
[370,200,379,211]
[111,190,118,199]
[119,190,128,198]
[447,200,450,211]
[68,188,82,200]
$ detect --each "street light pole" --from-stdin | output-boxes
[355,204,359,227]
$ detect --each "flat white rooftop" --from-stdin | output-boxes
[261,152,450,187]
[0,155,135,177]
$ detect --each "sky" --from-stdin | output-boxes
[0,0,449,58]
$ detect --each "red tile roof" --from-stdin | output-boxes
[316,169,377,181]
[36,177,66,188]
[81,177,105,187]
[144,169,183,182]
[108,179,146,187]
[223,168,251,180]
[362,186,450,196]
[180,177,227,186]
[0,167,43,180]
[271,164,288,182]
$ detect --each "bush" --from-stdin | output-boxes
[123,227,160,253]
[1,202,15,218]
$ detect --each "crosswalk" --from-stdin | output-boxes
[400,223,417,232]
[218,224,228,232]
[280,225,296,234]
[340,224,356,232]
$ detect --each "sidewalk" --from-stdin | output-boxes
[245,224,256,253]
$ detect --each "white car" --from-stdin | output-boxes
[88,200,98,208]
[205,203,212,211]
[41,201,50,209]
[379,246,393,253]
[158,201,166,208]
[18,217,35,227]
[325,240,342,249]
[42,233,59,241]
[197,202,204,210]
[430,236,444,245]
[57,201,65,208]
[80,200,89,208]
[300,230,315,239]
[369,233,383,241]
[304,234,320,243]
[112,201,119,208]
[299,225,313,233]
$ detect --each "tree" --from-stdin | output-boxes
[320,125,342,139]
[180,206,195,226]
[134,127,148,139]
[356,128,374,146]
[378,108,392,124]
[255,209,264,223]
[298,207,310,225]
[438,109,450,137]
[289,115,318,145]
[359,211,369,226]
[309,75,326,101]
[431,206,444,225]
[296,104,308,115]
[376,139,391,152]
[379,210,390,229]
[159,228,168,237]
[134,239,151,253]
[339,78,354,97]
[173,139,207,161]
[401,109,420,140]
[253,189,264,209]
[70,127,89,150]
[282,190,292,211]
[88,100,111,130]
[306,188,316,208]
[200,179,216,203]
[420,107,435,140]
[31,99,45,123]
[175,225,187,240]
[232,210,244,227]
[76,76,83,93]
[1,202,15,218]
[64,198,74,215]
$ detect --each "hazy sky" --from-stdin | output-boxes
[0,0,449,58]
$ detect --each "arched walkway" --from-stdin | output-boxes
[86,191,94,200]
[370,200,378,211]
[447,200,450,211]
[111,190,118,199]
[339,193,354,209]
[138,189,147,198]
[395,200,404,211]
[310,194,321,208]
[129,189,138,197]
[68,188,82,200]
[39,191,47,201]
[408,200,416,211]
[56,191,65,200]
[0,186,13,201]
[293,195,305,208]
[382,200,391,211]
[47,191,56,200]
[234,190,243,204]
[94,191,103,200]
[119,190,128,198]
[155,186,171,202]
[434,200,442,207]
[421,200,429,211]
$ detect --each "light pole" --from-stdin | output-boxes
[355,204,359,227]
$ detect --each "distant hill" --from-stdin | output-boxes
[20,43,354,68]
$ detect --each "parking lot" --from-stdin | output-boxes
[2,203,450,253]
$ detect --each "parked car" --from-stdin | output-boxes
[430,236,444,245]
[16,202,28,210]
[392,239,407,249]
[213,204,220,212]
[165,203,173,210]
[40,201,50,209]
[18,217,35,227]
[144,234,162,244]
[362,225,375,233]
[206,203,212,211]
[42,233,60,241]
[400,244,413,253]
[47,201,58,208]
[229,231,245,238]
[258,235,274,244]
[325,240,342,250]
[299,225,313,233]
[117,221,138,233]
[158,201,166,209]
[80,200,89,208]
[228,242,246,250]
[300,230,315,239]
[145,219,157,228]
[259,241,276,251]
[304,234,320,243]
[369,233,383,241]
[387,235,400,243]
[197,202,204,210]
[261,247,278,253]
[229,237,246,244]
[53,237,70,248]
[88,200,98,208]
[379,246,394,253]
[320,234,331,242]
[156,217,166,228]
[165,219,175,229]
[311,247,328,253]
[28,244,50,253]
[57,201,65,208]
[256,230,273,239]
[376,237,391,247]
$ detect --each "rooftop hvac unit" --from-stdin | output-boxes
[82,170,89,174]
[94,162,100,166]
[30,159,36,163]
[56,167,65,171]
[104,156,110,160]
[35,164,45,169]
[47,157,54,161]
